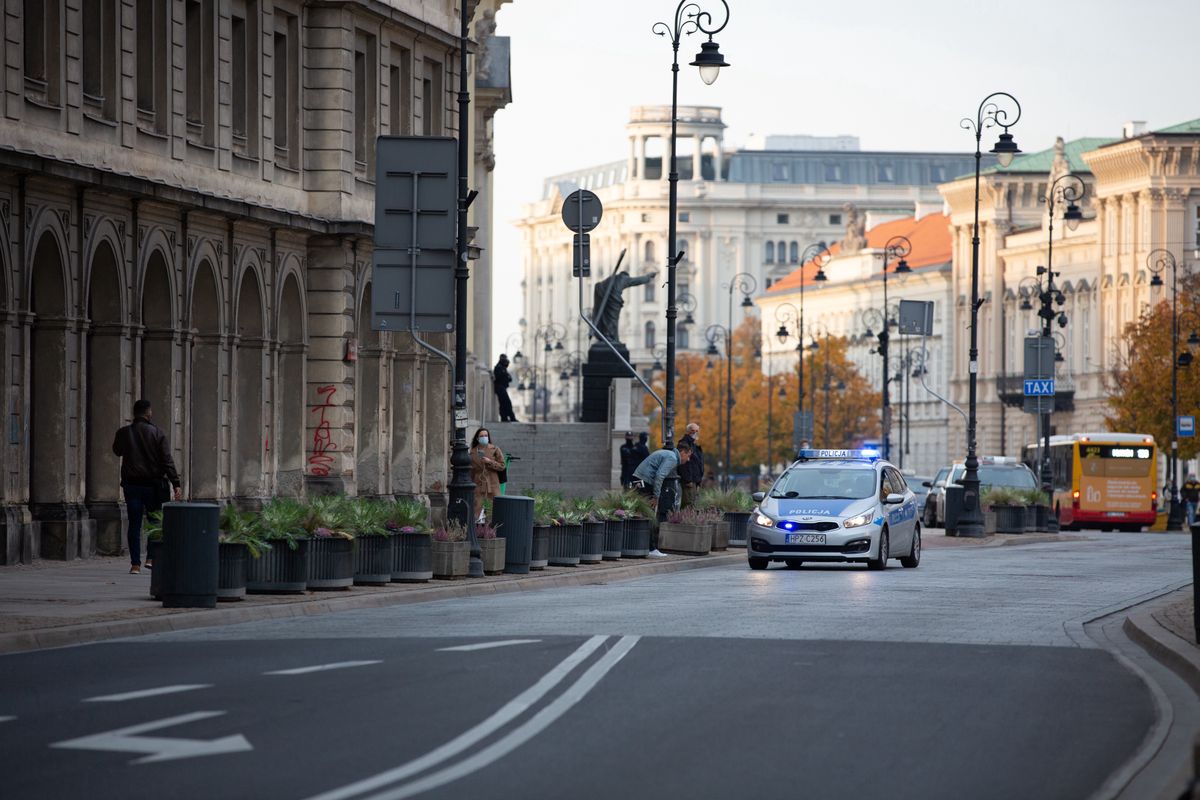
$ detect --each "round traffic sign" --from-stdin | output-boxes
[562,190,603,233]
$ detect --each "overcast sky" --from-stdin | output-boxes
[487,0,1199,361]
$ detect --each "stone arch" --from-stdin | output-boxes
[188,260,222,501]
[29,232,70,511]
[24,207,72,311]
[84,240,126,515]
[82,219,127,312]
[233,267,265,497]
[275,271,306,495]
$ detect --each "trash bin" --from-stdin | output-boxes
[160,502,220,609]
[494,495,533,574]
[944,485,964,537]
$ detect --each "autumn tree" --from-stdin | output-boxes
[1106,272,1200,461]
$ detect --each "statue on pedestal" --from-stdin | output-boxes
[592,270,658,345]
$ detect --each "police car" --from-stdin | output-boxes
[748,449,921,570]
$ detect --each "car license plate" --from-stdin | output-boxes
[785,533,826,545]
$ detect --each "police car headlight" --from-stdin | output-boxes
[754,512,775,528]
[843,511,874,529]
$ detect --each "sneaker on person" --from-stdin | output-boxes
[648,549,667,558]
[129,564,141,574]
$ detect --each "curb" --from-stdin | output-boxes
[0,552,745,655]
[1123,588,1200,697]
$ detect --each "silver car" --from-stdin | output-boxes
[747,449,922,570]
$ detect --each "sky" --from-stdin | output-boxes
[487,0,1200,362]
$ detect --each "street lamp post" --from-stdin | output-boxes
[875,235,912,462]
[534,322,565,422]
[773,242,830,446]
[1148,249,1186,530]
[959,92,1023,538]
[652,0,730,463]
[705,323,731,488]
[722,272,756,486]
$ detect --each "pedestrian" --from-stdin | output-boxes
[619,432,639,488]
[112,399,182,574]
[678,422,704,508]
[493,354,518,422]
[470,427,505,522]
[632,441,693,557]
[1183,473,1199,528]
[634,431,651,466]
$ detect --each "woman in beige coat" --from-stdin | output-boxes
[470,427,505,521]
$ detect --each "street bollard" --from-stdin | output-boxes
[160,502,220,609]
[944,484,964,537]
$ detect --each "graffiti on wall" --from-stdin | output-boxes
[309,385,337,476]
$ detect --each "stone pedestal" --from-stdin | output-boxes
[582,343,632,423]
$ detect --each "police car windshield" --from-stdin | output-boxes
[770,467,877,500]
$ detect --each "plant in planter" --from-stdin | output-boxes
[432,520,469,579]
[572,497,606,564]
[1016,487,1049,531]
[549,508,584,567]
[529,491,561,570]
[248,498,310,594]
[594,491,627,560]
[982,487,1026,534]
[619,490,654,558]
[658,507,711,556]
[301,496,356,590]
[216,506,267,601]
[387,498,433,582]
[698,487,754,547]
[475,521,506,575]
[344,498,394,586]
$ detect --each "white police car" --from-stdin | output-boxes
[748,449,921,570]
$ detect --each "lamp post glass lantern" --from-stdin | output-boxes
[958,91,1022,538]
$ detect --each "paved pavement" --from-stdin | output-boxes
[0,532,1194,800]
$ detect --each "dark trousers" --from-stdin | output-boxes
[496,389,517,422]
[123,483,162,565]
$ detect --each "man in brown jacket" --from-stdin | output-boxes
[113,399,182,573]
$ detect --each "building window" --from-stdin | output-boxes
[765,241,775,263]
[231,1,259,157]
[641,213,651,223]
[829,213,842,225]
[771,161,789,181]
[82,0,117,119]
[777,213,789,225]
[931,165,947,182]
[679,211,690,223]
[679,327,690,349]
[677,239,688,261]
[185,0,216,145]
[1194,207,1200,247]
[24,0,62,105]
[354,30,378,172]
[824,163,842,181]
[422,58,443,135]
[765,277,773,289]
[644,240,656,265]
[644,321,656,349]
[644,279,655,302]
[273,12,299,168]
[136,0,167,132]
[777,240,787,259]
[878,163,895,182]
[389,46,412,135]
[790,241,799,263]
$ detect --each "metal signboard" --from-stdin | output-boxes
[371,136,458,333]
[572,233,591,278]
[562,189,602,233]
[792,411,814,450]
[1179,415,1196,437]
[1022,336,1055,414]
[898,300,934,336]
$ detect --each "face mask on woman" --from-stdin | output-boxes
[479,436,489,446]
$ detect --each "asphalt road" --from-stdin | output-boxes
[0,532,1192,800]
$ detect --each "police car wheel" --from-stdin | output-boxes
[900,525,921,569]
[784,559,804,569]
[748,557,769,570]
[867,529,889,571]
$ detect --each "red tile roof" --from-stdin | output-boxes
[766,212,951,294]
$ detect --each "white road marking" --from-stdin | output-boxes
[301,635,610,800]
[50,711,253,764]
[436,639,542,652]
[0,716,15,723]
[84,684,211,703]
[365,636,641,800]
[264,660,382,676]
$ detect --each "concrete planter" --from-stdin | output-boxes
[659,522,711,556]
[392,532,432,583]
[708,520,730,551]
[581,522,605,563]
[147,539,163,600]
[354,535,394,586]
[549,524,582,567]
[992,505,1027,534]
[479,537,506,575]
[602,520,624,560]
[1025,505,1049,533]
[307,537,355,590]
[247,539,308,594]
[432,540,469,579]
[531,525,550,570]
[725,511,751,547]
[622,518,651,558]
[217,542,247,600]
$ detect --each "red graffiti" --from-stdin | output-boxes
[309,385,338,476]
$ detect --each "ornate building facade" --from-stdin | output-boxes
[0,0,515,564]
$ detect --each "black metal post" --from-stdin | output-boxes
[1171,257,1183,530]
[823,332,831,443]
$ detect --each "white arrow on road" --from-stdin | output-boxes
[51,711,252,764]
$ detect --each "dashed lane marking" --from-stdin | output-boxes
[436,639,543,652]
[264,660,382,676]
[84,685,212,703]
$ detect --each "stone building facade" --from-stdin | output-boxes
[0,0,514,564]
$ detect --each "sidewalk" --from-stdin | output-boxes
[1125,586,1200,696]
[0,529,1082,655]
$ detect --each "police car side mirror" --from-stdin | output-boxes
[752,492,765,503]
[921,481,933,488]
[884,493,905,505]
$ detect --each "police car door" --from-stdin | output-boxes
[884,468,915,552]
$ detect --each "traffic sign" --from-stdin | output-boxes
[1179,415,1196,437]
[562,189,603,233]
[1023,379,1055,397]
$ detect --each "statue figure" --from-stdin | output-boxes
[842,203,867,253]
[476,10,497,80]
[1047,136,1069,188]
[592,270,657,344]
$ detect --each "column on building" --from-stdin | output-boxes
[390,333,428,501]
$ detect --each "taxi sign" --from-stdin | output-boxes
[797,448,881,461]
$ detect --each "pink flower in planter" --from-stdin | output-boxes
[313,527,333,538]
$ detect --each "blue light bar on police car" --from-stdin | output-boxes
[797,448,881,461]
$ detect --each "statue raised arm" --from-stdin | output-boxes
[592,271,659,344]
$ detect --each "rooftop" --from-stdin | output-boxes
[979,136,1116,177]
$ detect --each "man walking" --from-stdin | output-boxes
[678,422,704,508]
[633,441,693,557]
[113,400,181,574]
[493,354,518,422]
[1183,473,1199,529]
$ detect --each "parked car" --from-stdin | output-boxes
[907,474,934,515]
[923,458,1038,528]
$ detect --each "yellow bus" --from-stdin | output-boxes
[1023,433,1158,531]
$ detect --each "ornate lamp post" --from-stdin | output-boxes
[773,242,830,445]
[705,323,732,488]
[958,92,1023,538]
[873,235,912,462]
[1148,249,1186,530]
[534,322,565,422]
[653,0,730,465]
[504,332,525,365]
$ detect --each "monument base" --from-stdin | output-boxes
[582,342,634,423]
